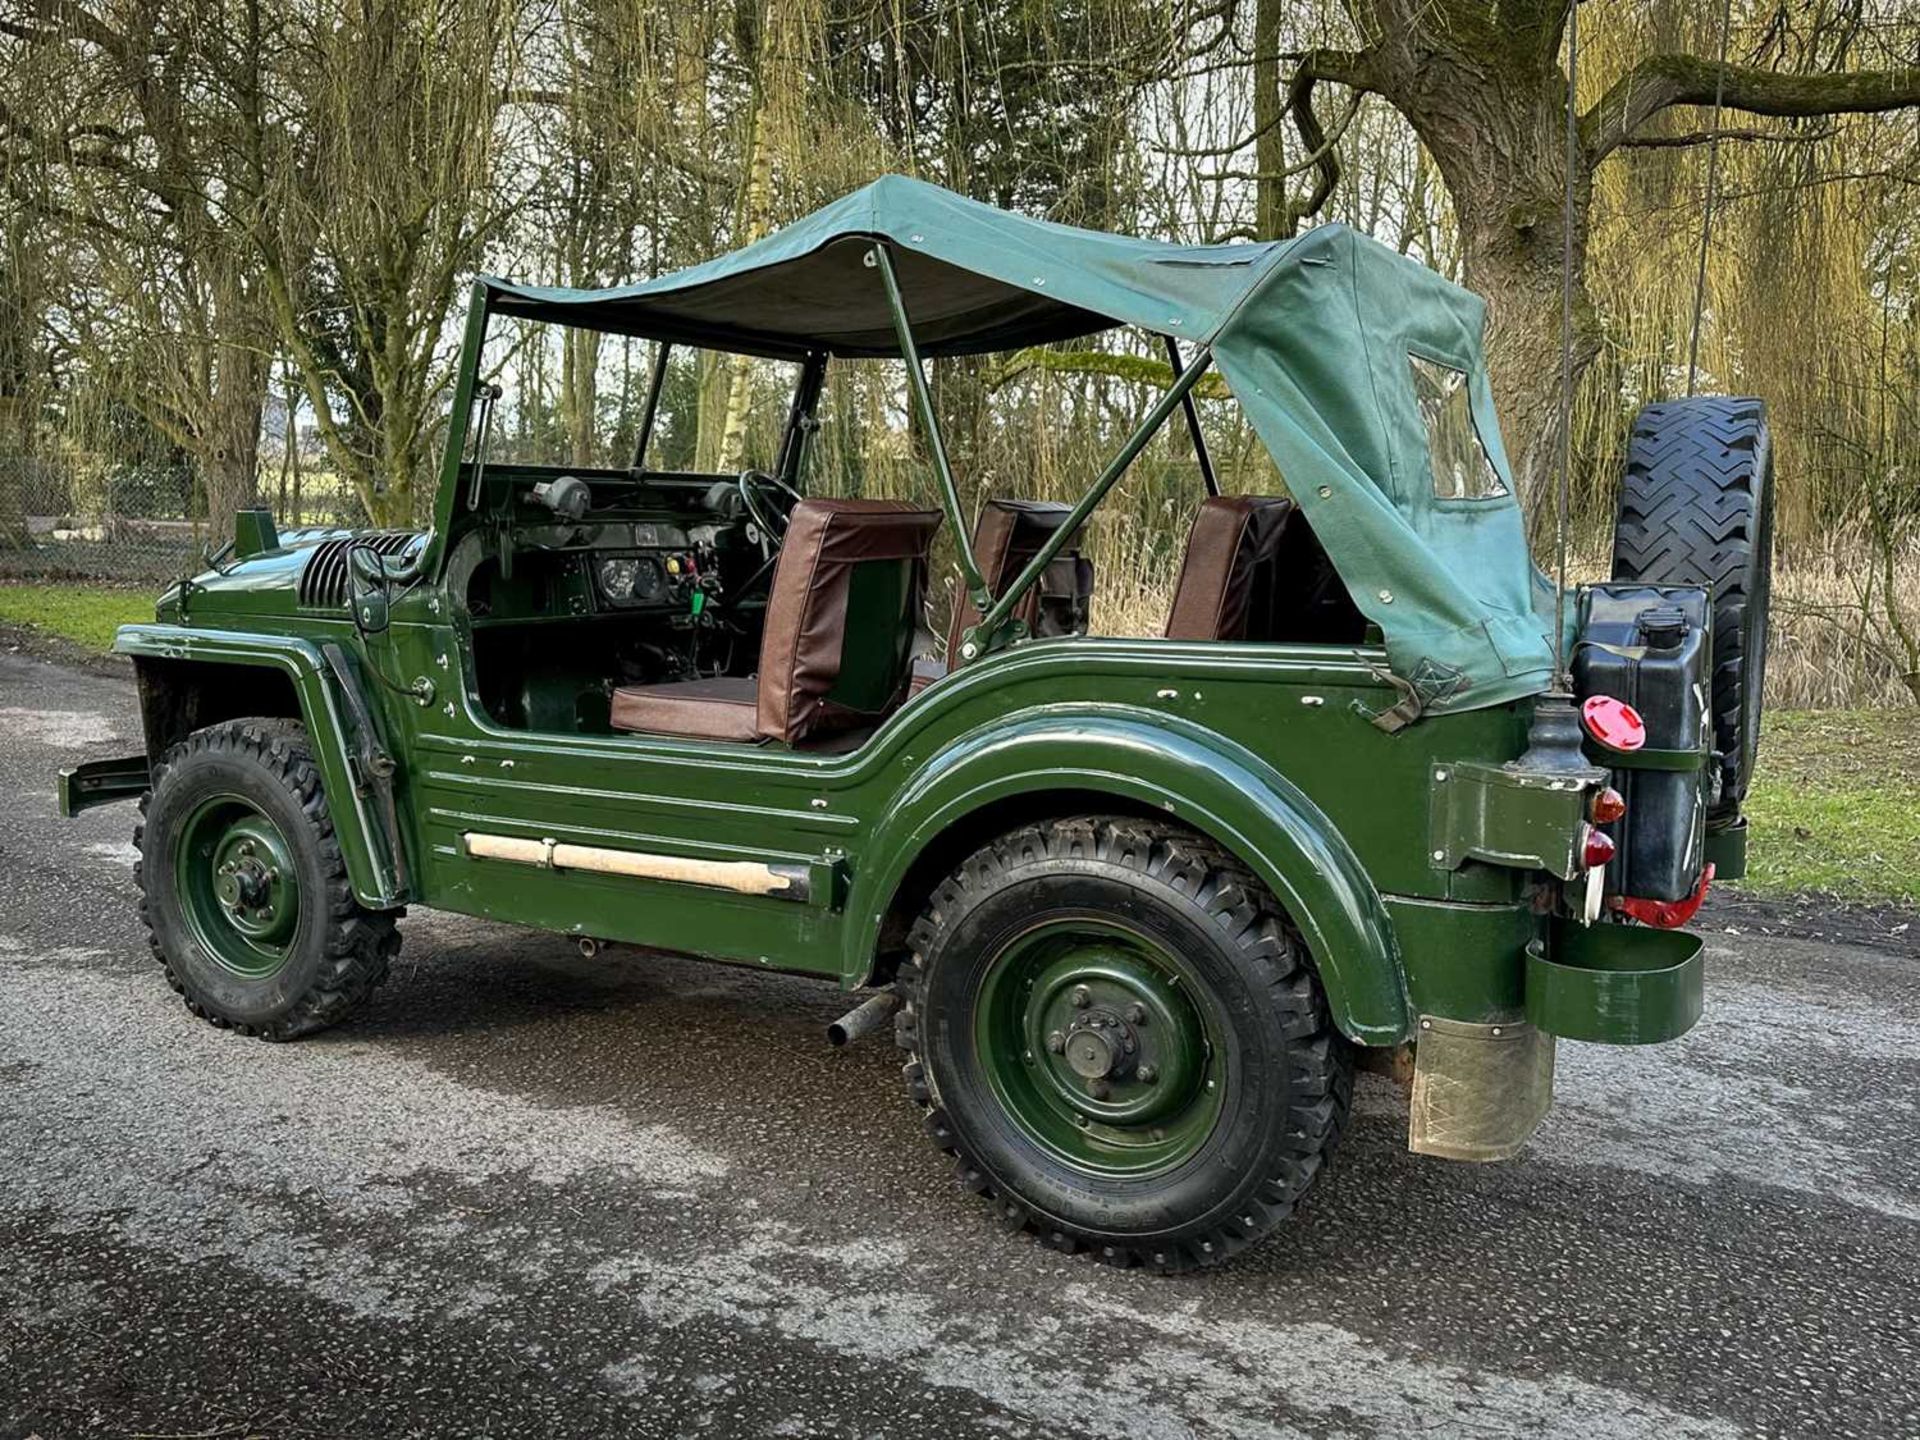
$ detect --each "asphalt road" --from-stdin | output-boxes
[2,648,1916,1440]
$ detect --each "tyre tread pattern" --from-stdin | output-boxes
[893,815,1352,1273]
[134,718,400,1040]
[1612,396,1772,815]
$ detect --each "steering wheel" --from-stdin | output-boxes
[736,469,804,559]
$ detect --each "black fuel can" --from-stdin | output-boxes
[1573,584,1715,902]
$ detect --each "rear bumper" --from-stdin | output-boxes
[58,754,151,818]
[1525,920,1704,1045]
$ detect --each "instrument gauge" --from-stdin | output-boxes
[632,556,665,600]
[598,557,640,599]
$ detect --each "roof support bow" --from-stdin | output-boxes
[869,243,992,616]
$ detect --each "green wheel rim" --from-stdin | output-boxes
[173,793,301,979]
[973,917,1225,1177]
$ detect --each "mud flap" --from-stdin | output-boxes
[1407,1015,1555,1162]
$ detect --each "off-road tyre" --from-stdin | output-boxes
[1612,396,1774,825]
[135,718,400,1039]
[894,816,1352,1272]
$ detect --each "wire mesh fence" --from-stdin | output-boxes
[0,454,369,583]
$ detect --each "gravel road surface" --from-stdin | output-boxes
[2,649,1915,1439]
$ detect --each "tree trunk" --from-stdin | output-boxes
[563,325,603,467]
[198,340,267,539]
[1382,33,1603,524]
[713,69,780,473]
[1251,0,1288,240]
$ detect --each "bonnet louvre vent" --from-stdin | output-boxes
[297,532,419,609]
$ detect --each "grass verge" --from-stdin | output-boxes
[0,582,153,654]
[1736,710,1919,905]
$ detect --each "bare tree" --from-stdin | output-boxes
[257,0,518,527]
[1,0,282,526]
[1260,1,1920,495]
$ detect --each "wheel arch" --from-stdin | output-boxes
[846,713,1411,1046]
[117,625,405,908]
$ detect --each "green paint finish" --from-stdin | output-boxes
[173,794,301,979]
[1430,760,1596,880]
[1704,820,1748,881]
[975,918,1224,1176]
[233,508,281,559]
[112,625,405,908]
[1385,895,1539,1025]
[1524,922,1704,1045]
[105,608,1572,1047]
[827,559,915,711]
[840,695,1413,1043]
[59,753,152,817]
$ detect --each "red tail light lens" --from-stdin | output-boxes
[1582,825,1616,869]
[1590,786,1627,824]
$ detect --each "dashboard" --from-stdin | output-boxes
[586,521,724,612]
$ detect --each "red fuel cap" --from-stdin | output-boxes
[1581,695,1646,751]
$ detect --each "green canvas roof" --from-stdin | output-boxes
[479,175,1557,716]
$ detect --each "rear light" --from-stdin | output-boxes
[1581,825,1616,869]
[1581,695,1646,751]
[1590,786,1627,824]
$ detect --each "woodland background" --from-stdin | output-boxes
[1,0,1916,707]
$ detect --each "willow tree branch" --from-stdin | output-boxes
[1585,54,1920,163]
[1281,49,1375,231]
[1619,122,1837,150]
[1201,91,1361,182]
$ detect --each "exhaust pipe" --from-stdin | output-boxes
[827,992,899,1048]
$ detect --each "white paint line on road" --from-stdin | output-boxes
[589,1230,1739,1440]
[0,962,729,1324]
[0,706,121,746]
[1538,968,1920,1222]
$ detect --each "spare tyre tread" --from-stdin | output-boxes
[1612,396,1772,824]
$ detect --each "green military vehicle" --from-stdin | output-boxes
[62,178,1771,1270]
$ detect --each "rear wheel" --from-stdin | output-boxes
[136,718,400,1039]
[1612,396,1774,825]
[894,816,1351,1271]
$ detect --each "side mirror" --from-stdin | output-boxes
[348,545,391,634]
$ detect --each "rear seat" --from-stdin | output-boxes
[1165,495,1367,643]
[914,499,1094,688]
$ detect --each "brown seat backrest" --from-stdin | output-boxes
[758,498,943,744]
[945,499,1094,658]
[1165,495,1367,644]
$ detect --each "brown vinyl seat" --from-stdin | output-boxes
[911,498,1094,690]
[1165,495,1368,643]
[610,498,942,746]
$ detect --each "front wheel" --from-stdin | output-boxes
[136,718,400,1039]
[894,816,1351,1271]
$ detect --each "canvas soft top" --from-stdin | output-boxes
[476,174,1558,716]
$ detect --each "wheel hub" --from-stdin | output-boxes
[1061,1008,1140,1081]
[175,797,301,975]
[976,919,1223,1176]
